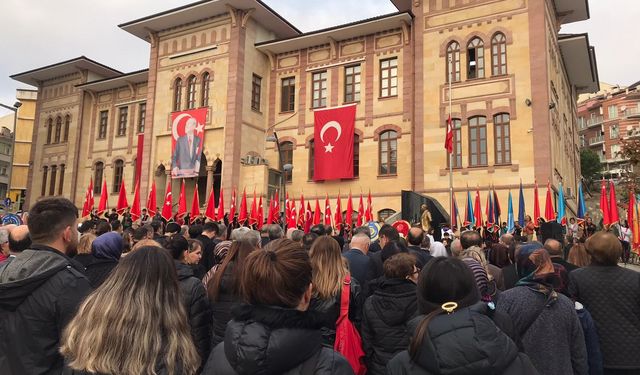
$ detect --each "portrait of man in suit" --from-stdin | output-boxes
[172,117,202,177]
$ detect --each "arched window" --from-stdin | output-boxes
[491,33,507,75]
[173,78,183,112]
[58,164,65,195]
[447,119,462,168]
[353,134,360,178]
[63,115,70,142]
[201,72,210,107]
[308,140,315,180]
[467,37,485,79]
[113,160,124,193]
[94,162,104,194]
[54,116,62,143]
[379,130,398,176]
[186,75,197,109]
[378,208,396,222]
[468,116,487,166]
[280,141,293,183]
[49,165,57,196]
[494,113,511,164]
[46,118,53,144]
[446,41,460,82]
[41,166,48,196]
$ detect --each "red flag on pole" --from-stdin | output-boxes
[116,177,129,215]
[298,194,306,227]
[445,115,453,153]
[609,180,619,225]
[97,179,108,216]
[190,183,200,220]
[177,180,187,219]
[304,202,313,233]
[147,180,157,217]
[81,188,90,218]
[257,195,264,229]
[229,189,237,221]
[217,188,225,223]
[161,180,173,221]
[313,104,356,181]
[346,192,353,229]
[205,187,216,221]
[533,181,541,226]
[544,181,555,221]
[250,190,258,226]
[88,179,94,213]
[131,179,141,221]
[272,190,280,223]
[335,193,343,229]
[285,193,291,227]
[365,190,373,223]
[357,194,365,226]
[267,194,273,225]
[238,188,248,224]
[313,198,321,226]
[600,179,610,227]
[287,197,297,228]
[324,194,332,226]
[473,188,483,229]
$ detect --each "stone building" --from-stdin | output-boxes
[11,0,598,220]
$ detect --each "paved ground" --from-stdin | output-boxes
[619,262,640,272]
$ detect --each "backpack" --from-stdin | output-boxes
[334,274,366,375]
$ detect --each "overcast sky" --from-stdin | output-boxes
[0,0,637,116]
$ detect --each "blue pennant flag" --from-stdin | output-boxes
[518,180,526,227]
[507,191,515,233]
[557,182,566,225]
[577,182,586,220]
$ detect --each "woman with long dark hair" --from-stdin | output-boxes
[61,246,200,375]
[388,257,537,375]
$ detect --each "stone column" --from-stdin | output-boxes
[206,165,214,199]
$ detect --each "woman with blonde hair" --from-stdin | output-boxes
[60,246,200,375]
[567,243,591,268]
[308,235,362,346]
[73,233,96,268]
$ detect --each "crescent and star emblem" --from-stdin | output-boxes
[172,114,205,140]
[319,120,342,153]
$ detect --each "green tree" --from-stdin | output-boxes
[580,148,603,188]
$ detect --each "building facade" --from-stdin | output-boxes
[8,89,38,210]
[578,81,640,178]
[0,125,12,200]
[12,0,598,221]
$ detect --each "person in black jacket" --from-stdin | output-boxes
[202,239,353,375]
[165,234,212,368]
[361,253,419,375]
[84,232,123,288]
[0,197,93,375]
[387,257,538,375]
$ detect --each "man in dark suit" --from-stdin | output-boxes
[343,233,371,286]
[407,226,432,269]
[172,118,202,176]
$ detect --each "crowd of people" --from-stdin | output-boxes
[0,197,639,375]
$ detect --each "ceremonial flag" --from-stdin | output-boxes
[324,194,332,226]
[335,193,343,229]
[544,181,555,222]
[633,196,640,254]
[177,180,187,219]
[357,194,365,226]
[444,115,454,153]
[474,188,483,228]
[217,188,224,222]
[266,194,273,225]
[81,188,90,218]
[88,179,94,213]
[493,188,501,225]
[451,193,459,229]
[486,188,495,226]
[287,197,297,228]
[205,186,216,221]
[609,180,619,225]
[147,180,157,217]
[304,202,313,233]
[298,194,306,227]
[250,190,258,226]
[577,182,586,222]
[600,180,610,227]
[190,183,201,220]
[285,193,291,227]
[313,198,321,226]
[131,179,141,221]
[507,191,515,233]
[517,180,525,227]
[533,181,541,226]
[257,195,264,229]
[627,190,639,252]
[272,190,280,223]
[97,179,108,216]
[116,177,128,214]
[463,189,474,227]
[557,182,566,225]
[346,192,354,228]
[238,188,248,224]
[365,190,373,222]
[313,104,356,181]
[170,108,207,178]
[229,189,237,220]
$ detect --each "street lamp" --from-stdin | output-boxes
[0,101,21,210]
[266,131,294,226]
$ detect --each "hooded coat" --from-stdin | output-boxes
[85,232,123,288]
[202,304,354,375]
[386,304,539,375]
[0,245,92,375]
[361,278,418,375]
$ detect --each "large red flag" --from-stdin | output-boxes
[116,177,129,214]
[131,179,141,221]
[238,188,248,224]
[346,192,353,228]
[161,180,173,221]
[205,187,216,221]
[288,197,297,228]
[628,190,640,252]
[272,190,280,223]
[217,188,225,222]
[97,179,108,215]
[285,193,291,227]
[533,181,541,226]
[357,194,365,226]
[81,188,90,218]
[599,180,610,227]
[190,183,200,220]
[298,194,306,227]
[365,190,373,222]
[229,189,237,220]
[267,194,273,225]
[544,181,555,221]
[335,193,343,229]
[147,180,157,217]
[170,108,207,178]
[313,104,356,181]
[609,180,619,225]
[473,189,483,228]
[304,202,313,233]
[88,179,94,213]
[177,180,187,218]
[313,198,321,226]
[324,195,332,226]
[257,195,264,229]
[249,190,258,226]
[445,115,453,153]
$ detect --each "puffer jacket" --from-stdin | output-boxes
[202,304,354,375]
[210,262,242,346]
[309,276,363,347]
[175,261,212,368]
[387,304,539,375]
[0,245,93,375]
[361,278,418,375]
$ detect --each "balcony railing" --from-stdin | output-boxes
[589,134,604,145]
[586,115,604,127]
[625,106,640,119]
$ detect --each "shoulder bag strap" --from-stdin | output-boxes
[338,273,351,322]
[519,289,553,336]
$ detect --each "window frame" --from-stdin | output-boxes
[468,116,488,167]
[117,106,128,137]
[186,75,197,109]
[98,110,108,139]
[344,64,361,103]
[46,118,53,144]
[467,37,485,79]
[446,41,461,82]
[58,164,65,195]
[308,140,315,180]
[173,78,183,112]
[201,72,210,107]
[353,134,360,178]
[493,113,511,165]
[137,103,146,133]
[94,162,104,194]
[378,130,398,176]
[447,118,463,169]
[251,74,262,112]
[280,77,296,113]
[280,141,294,183]
[379,58,398,98]
[491,33,507,76]
[49,165,57,196]
[54,116,62,143]
[41,166,48,197]
[113,160,124,193]
[311,71,328,109]
[63,115,70,142]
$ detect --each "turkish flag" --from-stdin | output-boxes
[161,180,173,221]
[131,179,141,221]
[97,179,108,215]
[238,188,248,224]
[346,192,353,228]
[365,190,373,222]
[544,182,555,222]
[357,194,364,226]
[313,104,356,181]
[205,186,216,221]
[313,199,321,226]
[147,180,157,216]
[324,195,332,226]
[190,183,200,220]
[177,180,187,218]
[229,189,237,220]
[334,193,342,229]
[217,188,225,222]
[298,194,306,227]
[170,108,207,178]
[533,181,541,225]
[249,190,258,226]
[116,177,128,214]
[445,115,453,153]
[609,180,619,224]
[257,195,264,229]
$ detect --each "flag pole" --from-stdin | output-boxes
[448,55,454,230]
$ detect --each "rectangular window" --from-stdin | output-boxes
[608,106,618,119]
[41,167,48,197]
[117,107,128,136]
[344,65,361,103]
[280,77,295,112]
[312,71,328,108]
[494,114,511,165]
[137,103,146,133]
[447,119,462,168]
[380,58,398,98]
[58,164,65,195]
[98,111,108,139]
[49,165,57,196]
[251,74,262,111]
[610,124,619,139]
[468,116,488,167]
